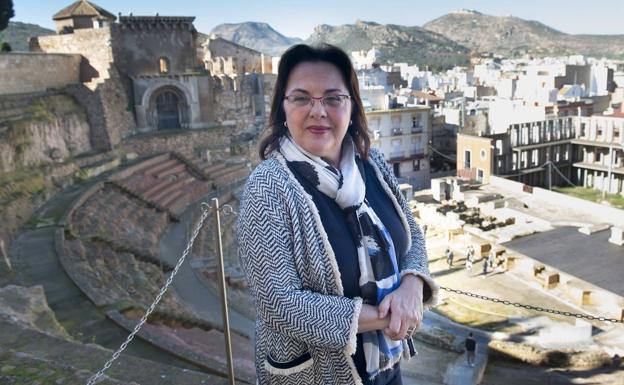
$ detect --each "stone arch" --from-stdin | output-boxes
[146,86,189,130]
[140,80,194,131]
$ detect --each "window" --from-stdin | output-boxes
[477,168,484,182]
[393,163,401,177]
[531,149,539,166]
[480,149,487,160]
[413,159,420,171]
[159,57,170,74]
[464,150,472,170]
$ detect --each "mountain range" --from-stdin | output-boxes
[3,10,623,67]
[423,9,624,60]
[0,22,54,51]
[210,22,302,56]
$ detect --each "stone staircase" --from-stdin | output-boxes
[116,154,212,216]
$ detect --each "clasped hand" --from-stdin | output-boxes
[378,274,424,340]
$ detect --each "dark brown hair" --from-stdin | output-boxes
[259,44,370,159]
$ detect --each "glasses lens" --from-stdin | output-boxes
[323,96,344,108]
[289,95,311,107]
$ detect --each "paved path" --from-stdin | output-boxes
[402,311,490,385]
[159,200,255,338]
[7,183,201,371]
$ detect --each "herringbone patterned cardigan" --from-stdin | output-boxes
[237,148,439,385]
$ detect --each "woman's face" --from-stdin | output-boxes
[283,61,352,166]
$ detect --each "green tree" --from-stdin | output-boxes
[0,0,15,31]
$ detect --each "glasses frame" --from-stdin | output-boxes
[284,94,351,109]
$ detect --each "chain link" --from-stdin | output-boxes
[86,205,212,385]
[440,286,623,324]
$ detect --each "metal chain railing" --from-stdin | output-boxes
[85,204,212,385]
[441,286,623,324]
[85,195,621,383]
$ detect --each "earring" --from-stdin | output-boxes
[283,121,288,128]
[349,120,353,126]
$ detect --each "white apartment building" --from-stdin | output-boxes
[367,106,431,190]
[574,112,624,196]
[351,47,382,70]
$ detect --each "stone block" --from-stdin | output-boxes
[503,255,516,270]
[533,263,545,277]
[543,272,559,289]
[431,178,448,202]
[537,320,592,344]
[578,223,610,235]
[608,227,623,246]
[567,285,592,306]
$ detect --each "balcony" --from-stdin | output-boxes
[411,125,424,134]
[408,148,425,157]
[389,150,404,159]
[391,127,403,136]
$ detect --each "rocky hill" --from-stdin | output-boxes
[306,20,471,70]
[209,21,302,56]
[0,21,54,51]
[423,9,624,59]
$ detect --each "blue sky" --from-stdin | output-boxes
[13,0,624,38]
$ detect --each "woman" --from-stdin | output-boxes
[237,44,439,385]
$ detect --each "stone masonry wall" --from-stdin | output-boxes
[32,28,114,88]
[118,127,232,160]
[0,53,81,96]
[213,73,270,134]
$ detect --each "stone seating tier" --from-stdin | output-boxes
[208,163,247,180]
[150,176,195,203]
[70,185,169,258]
[62,236,193,318]
[213,168,251,189]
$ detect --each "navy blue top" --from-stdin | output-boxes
[288,157,406,385]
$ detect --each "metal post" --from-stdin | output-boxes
[212,197,236,385]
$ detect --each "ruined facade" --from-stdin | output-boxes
[203,35,273,75]
[27,1,269,146]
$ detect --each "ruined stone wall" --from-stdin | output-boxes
[213,73,271,134]
[63,69,136,151]
[118,127,232,160]
[0,93,92,173]
[32,28,114,88]
[111,22,197,77]
[0,53,81,95]
[204,37,263,75]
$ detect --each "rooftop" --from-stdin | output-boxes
[53,0,116,21]
[503,227,624,297]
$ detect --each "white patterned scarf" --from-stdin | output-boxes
[279,135,415,380]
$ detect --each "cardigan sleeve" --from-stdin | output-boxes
[369,149,440,309]
[236,167,362,355]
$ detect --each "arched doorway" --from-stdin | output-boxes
[156,90,181,130]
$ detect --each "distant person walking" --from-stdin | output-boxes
[482,259,488,276]
[445,247,454,268]
[487,249,495,270]
[465,257,473,272]
[465,332,477,367]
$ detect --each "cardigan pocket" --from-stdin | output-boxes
[265,351,313,374]
[263,330,315,383]
[264,351,314,384]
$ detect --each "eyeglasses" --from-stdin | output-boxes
[284,94,351,109]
